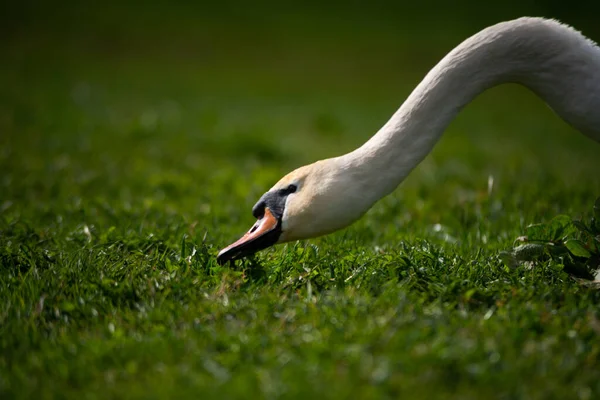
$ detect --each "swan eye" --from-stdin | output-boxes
[279,184,297,196]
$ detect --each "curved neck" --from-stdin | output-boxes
[342,17,600,203]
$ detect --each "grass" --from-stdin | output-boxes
[2,3,600,399]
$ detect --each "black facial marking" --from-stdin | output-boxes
[252,185,297,221]
[252,200,266,219]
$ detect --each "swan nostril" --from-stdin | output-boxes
[249,224,258,233]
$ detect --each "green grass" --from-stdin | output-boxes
[2,3,600,399]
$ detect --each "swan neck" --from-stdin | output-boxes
[344,17,600,203]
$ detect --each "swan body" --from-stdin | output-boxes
[217,17,600,264]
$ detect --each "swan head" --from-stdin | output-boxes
[217,157,373,264]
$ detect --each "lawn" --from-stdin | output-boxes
[1,2,600,399]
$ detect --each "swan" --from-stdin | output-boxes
[217,17,600,264]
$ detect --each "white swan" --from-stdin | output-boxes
[217,17,600,264]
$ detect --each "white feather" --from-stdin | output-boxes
[274,17,600,243]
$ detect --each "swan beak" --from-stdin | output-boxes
[216,207,280,264]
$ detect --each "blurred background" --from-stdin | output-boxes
[2,0,599,245]
[2,4,600,396]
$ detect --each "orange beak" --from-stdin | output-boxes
[217,207,281,264]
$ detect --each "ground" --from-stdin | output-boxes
[1,3,600,399]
